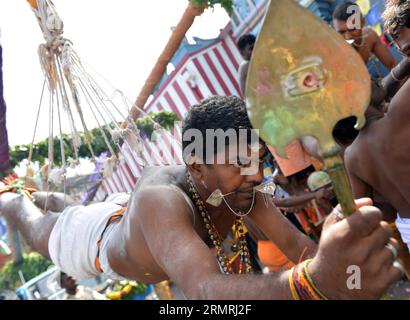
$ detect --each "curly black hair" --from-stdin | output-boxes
[182,96,255,163]
[383,0,410,39]
[236,34,256,51]
[332,1,361,21]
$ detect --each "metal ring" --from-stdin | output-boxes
[332,208,345,221]
[385,243,398,260]
[392,260,405,276]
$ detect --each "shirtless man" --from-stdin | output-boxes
[344,1,410,255]
[237,34,256,96]
[332,1,398,71]
[0,96,402,299]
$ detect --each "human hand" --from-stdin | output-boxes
[309,200,403,299]
[322,198,372,230]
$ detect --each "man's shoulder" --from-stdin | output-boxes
[132,184,192,214]
[344,143,361,168]
[364,27,379,41]
[239,60,250,71]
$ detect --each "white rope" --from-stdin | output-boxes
[27,78,46,165]
[71,62,146,166]
[78,56,176,140]
[30,0,64,49]
[44,87,54,212]
[25,78,46,188]
[55,65,67,207]
[55,55,80,161]
[29,0,188,198]
[76,79,116,157]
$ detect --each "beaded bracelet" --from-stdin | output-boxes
[289,259,328,300]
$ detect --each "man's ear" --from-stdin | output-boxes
[186,154,204,180]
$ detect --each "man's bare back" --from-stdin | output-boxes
[107,166,197,283]
[345,78,410,220]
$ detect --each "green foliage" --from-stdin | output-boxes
[190,0,234,15]
[9,127,116,168]
[136,111,178,139]
[0,252,53,291]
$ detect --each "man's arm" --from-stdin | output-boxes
[344,150,373,199]
[383,67,410,126]
[32,192,79,212]
[239,61,249,97]
[250,193,317,263]
[136,186,292,299]
[371,30,398,71]
[135,186,400,300]
[273,188,330,208]
[382,57,410,100]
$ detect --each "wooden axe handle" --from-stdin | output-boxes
[324,155,357,217]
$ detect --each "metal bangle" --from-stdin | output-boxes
[390,69,402,82]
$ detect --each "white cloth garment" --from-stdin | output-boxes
[105,192,130,207]
[48,202,125,280]
[396,215,410,253]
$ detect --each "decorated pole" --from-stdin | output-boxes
[127,2,205,122]
[246,0,371,216]
[126,0,233,122]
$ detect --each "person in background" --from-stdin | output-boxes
[237,33,256,96]
[60,271,106,300]
[332,1,398,72]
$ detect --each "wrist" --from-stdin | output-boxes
[307,257,335,300]
[393,58,410,81]
[390,68,402,82]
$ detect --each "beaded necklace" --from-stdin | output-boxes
[186,172,252,274]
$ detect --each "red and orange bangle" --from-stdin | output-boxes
[289,259,328,300]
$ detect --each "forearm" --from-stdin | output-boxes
[32,192,78,212]
[382,57,410,99]
[294,232,318,261]
[191,271,292,300]
[273,192,315,208]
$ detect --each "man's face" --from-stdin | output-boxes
[333,18,363,43]
[241,43,254,61]
[61,275,77,292]
[395,27,410,58]
[201,143,266,211]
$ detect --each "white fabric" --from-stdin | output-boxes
[105,192,131,207]
[48,202,123,280]
[98,221,127,281]
[396,215,410,253]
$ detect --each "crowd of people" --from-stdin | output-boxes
[1,0,410,300]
